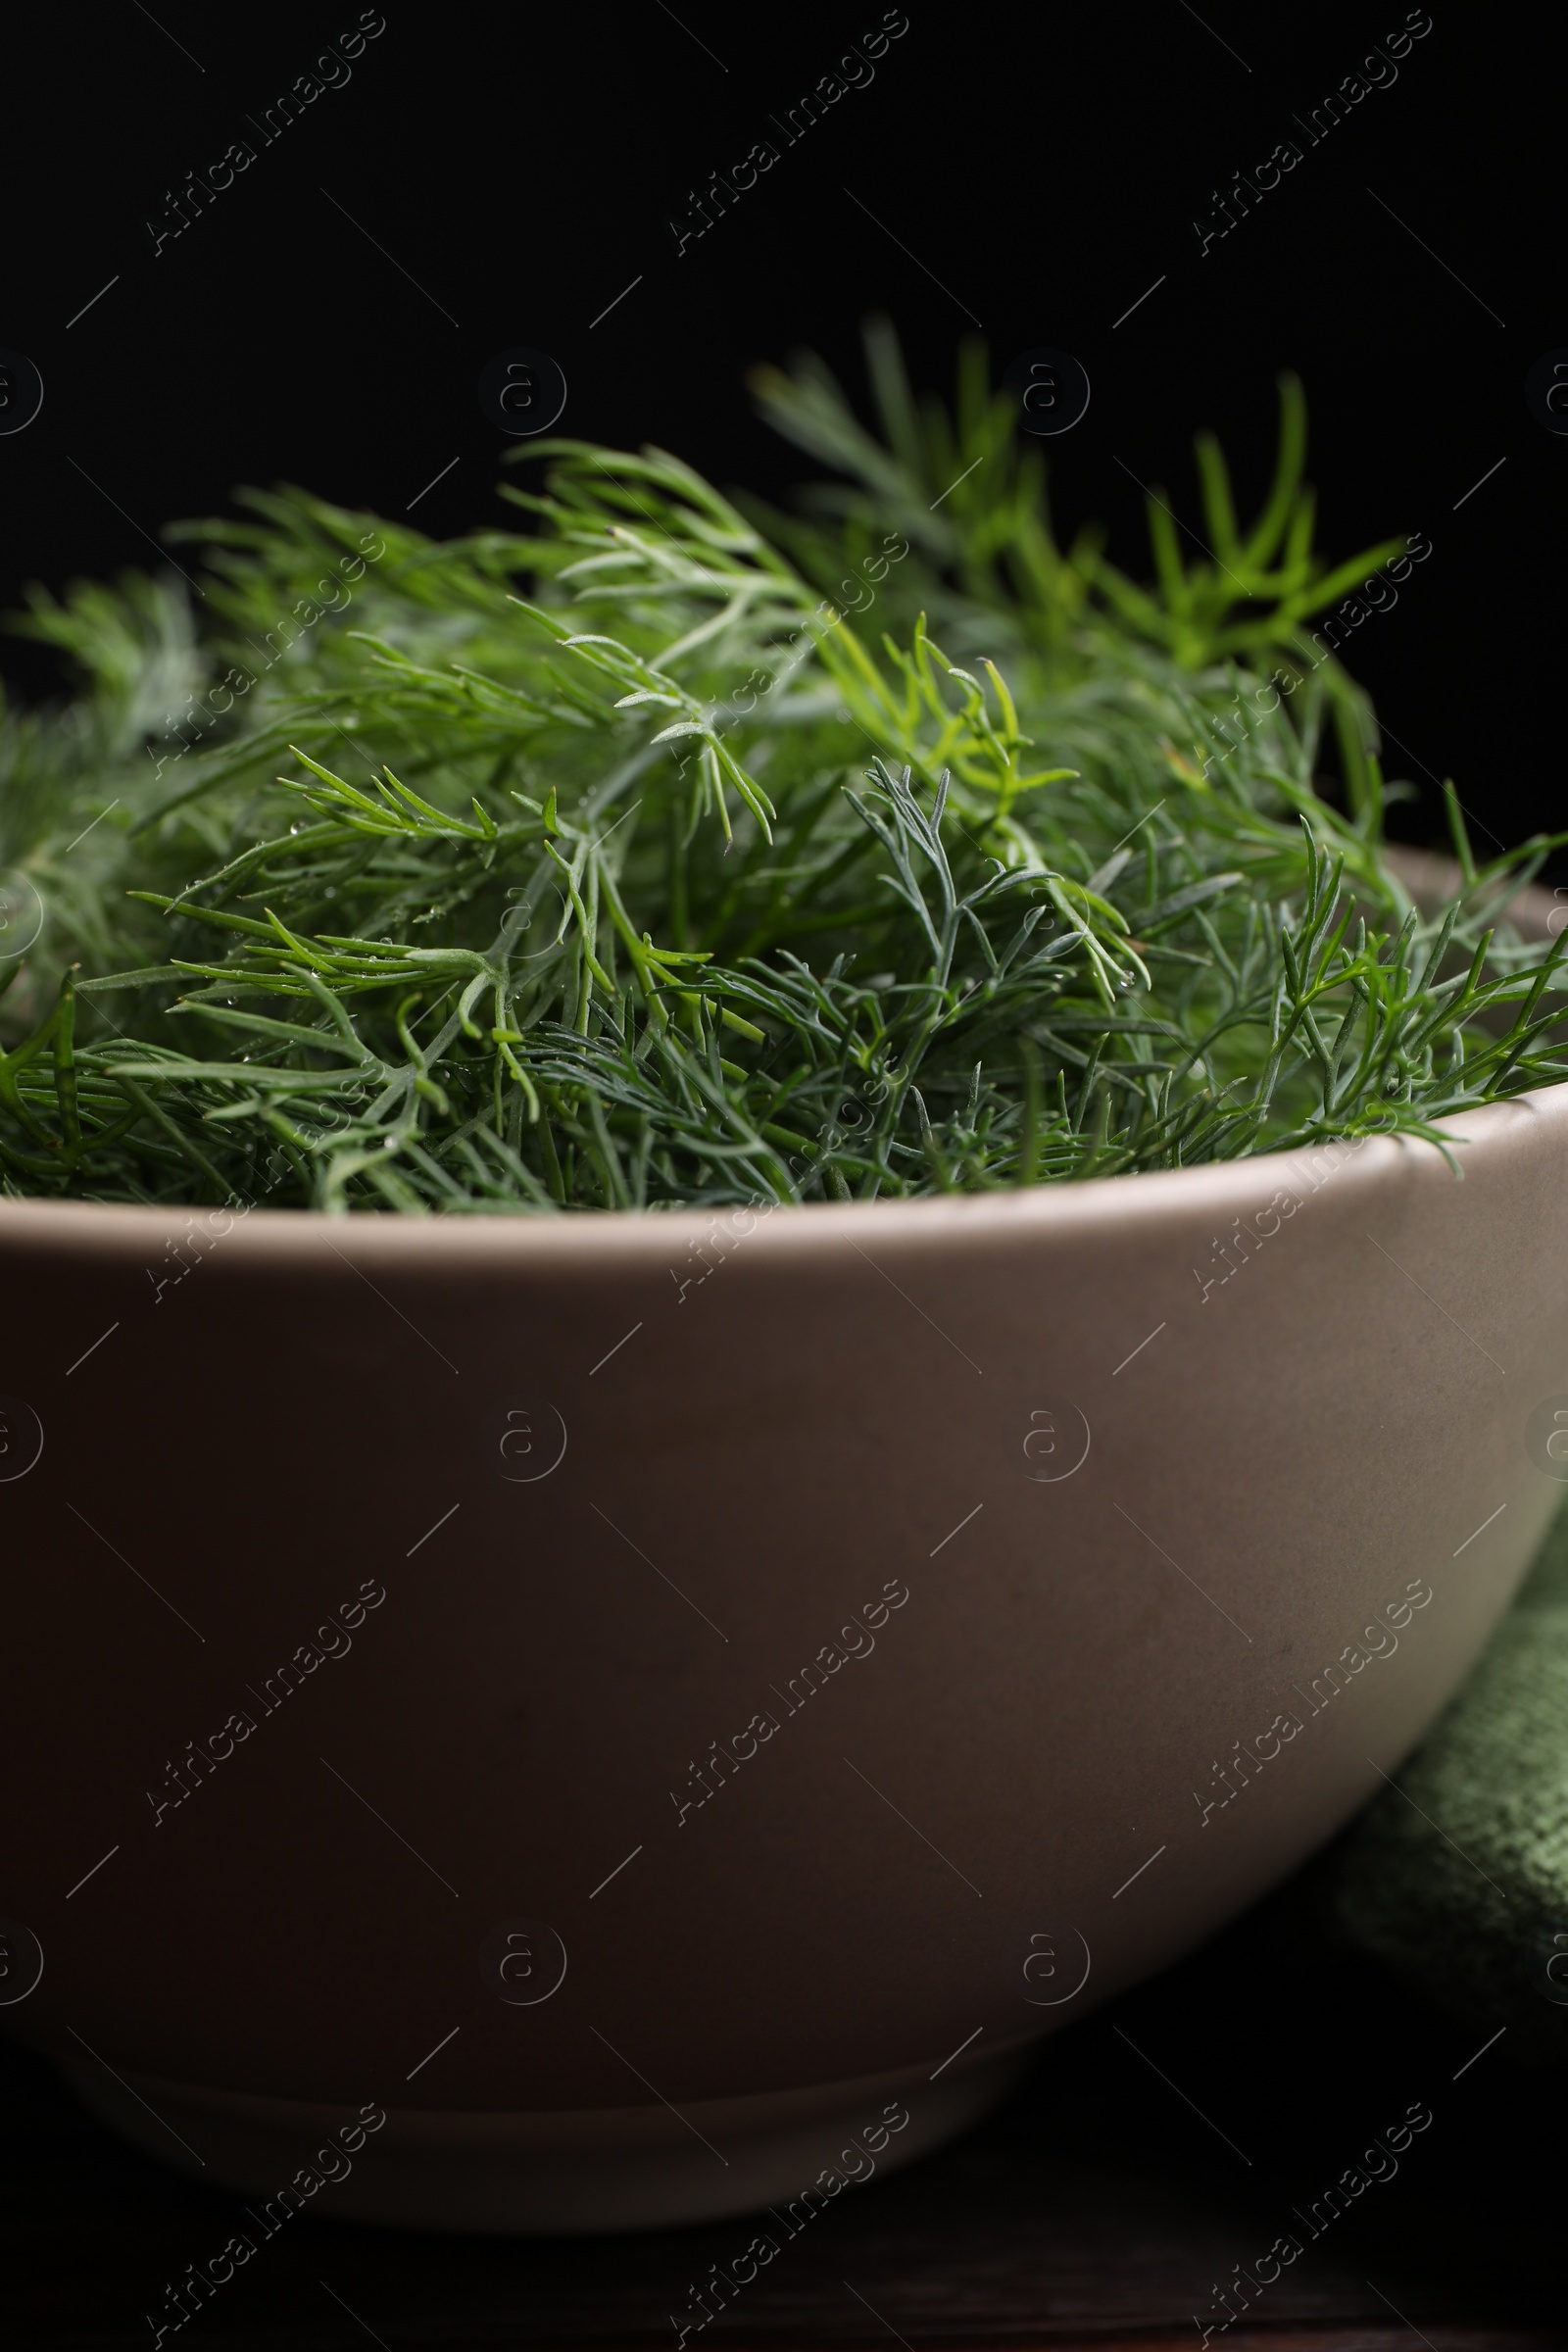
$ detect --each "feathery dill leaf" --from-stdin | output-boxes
[2,322,1564,1214]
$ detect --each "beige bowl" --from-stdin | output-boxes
[4,1047,1567,2234]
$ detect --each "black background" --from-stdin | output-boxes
[1,1,1560,866]
[2,10,1565,2339]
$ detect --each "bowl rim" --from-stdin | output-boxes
[2,849,1556,1266]
[1,1081,1563,1268]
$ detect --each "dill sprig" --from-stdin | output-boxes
[2,322,1565,1215]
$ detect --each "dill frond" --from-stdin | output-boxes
[2,324,1562,1213]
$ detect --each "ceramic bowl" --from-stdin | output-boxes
[4,1022,1567,2234]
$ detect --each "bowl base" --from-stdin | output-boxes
[58,2038,1036,2235]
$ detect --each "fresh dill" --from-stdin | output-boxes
[2,320,1564,1215]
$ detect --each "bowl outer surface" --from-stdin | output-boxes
[2,1087,1565,2114]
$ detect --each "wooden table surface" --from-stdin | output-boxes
[4,1850,1563,2349]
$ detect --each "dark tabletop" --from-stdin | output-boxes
[4,1843,1563,2351]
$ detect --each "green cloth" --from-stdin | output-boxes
[1336,1500,1568,2061]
